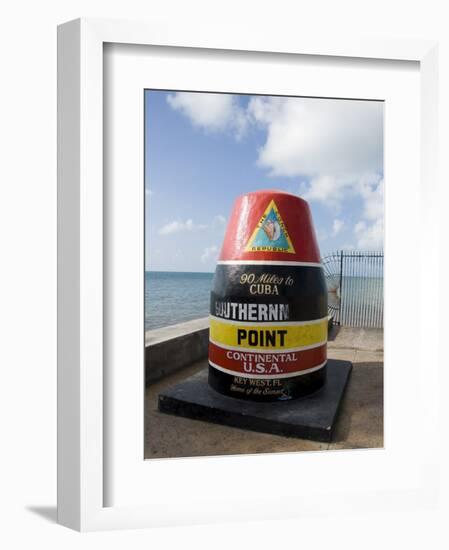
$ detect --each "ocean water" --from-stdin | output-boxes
[329,276,384,327]
[145,271,384,331]
[145,271,214,330]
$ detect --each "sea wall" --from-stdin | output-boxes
[145,317,209,384]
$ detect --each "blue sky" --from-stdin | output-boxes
[145,90,383,272]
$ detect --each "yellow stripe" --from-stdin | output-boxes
[209,317,327,350]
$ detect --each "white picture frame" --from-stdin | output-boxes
[57,17,440,531]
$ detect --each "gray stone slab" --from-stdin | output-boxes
[145,318,209,384]
[158,359,352,443]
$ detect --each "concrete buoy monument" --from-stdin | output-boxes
[208,190,328,401]
[159,189,352,442]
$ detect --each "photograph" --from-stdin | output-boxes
[144,90,384,459]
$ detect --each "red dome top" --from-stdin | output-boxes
[218,190,321,264]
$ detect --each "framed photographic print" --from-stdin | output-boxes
[58,18,440,531]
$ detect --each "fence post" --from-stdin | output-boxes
[339,250,344,325]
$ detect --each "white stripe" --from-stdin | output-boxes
[209,338,327,354]
[209,314,328,327]
[217,260,323,268]
[209,359,327,379]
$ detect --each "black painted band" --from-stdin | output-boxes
[211,264,327,322]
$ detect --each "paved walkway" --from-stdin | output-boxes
[144,327,383,459]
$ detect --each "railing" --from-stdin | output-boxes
[322,250,383,328]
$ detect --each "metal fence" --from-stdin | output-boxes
[322,250,384,328]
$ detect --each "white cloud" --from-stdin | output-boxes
[332,219,344,237]
[300,172,383,217]
[352,177,384,249]
[354,218,383,250]
[302,174,365,208]
[158,219,207,236]
[201,245,219,264]
[158,213,228,237]
[248,96,383,178]
[300,172,384,249]
[360,178,384,221]
[167,92,248,139]
[145,188,153,196]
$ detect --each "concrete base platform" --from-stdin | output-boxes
[158,359,352,442]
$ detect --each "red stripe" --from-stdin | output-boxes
[209,341,327,376]
[218,191,321,263]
